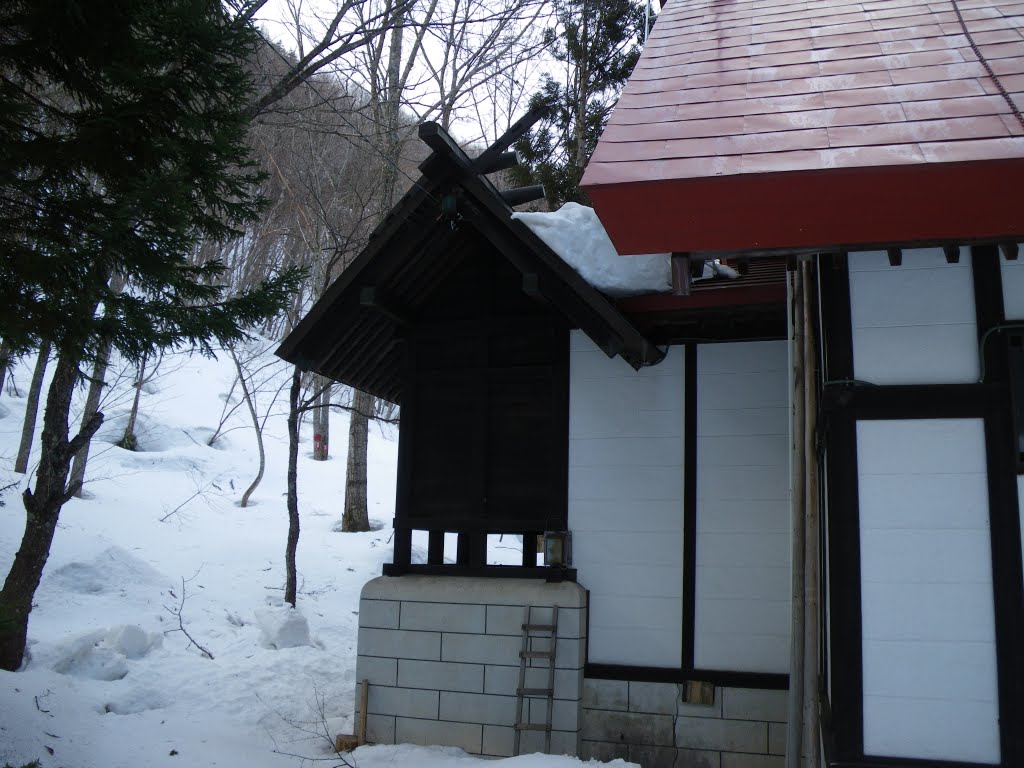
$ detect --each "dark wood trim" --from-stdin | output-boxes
[383,563,575,581]
[585,663,788,690]
[392,343,416,568]
[973,245,1008,384]
[823,410,862,761]
[820,251,1024,767]
[983,409,1024,768]
[427,531,445,565]
[829,759,1010,768]
[818,255,854,382]
[682,343,698,671]
[821,383,1007,418]
[617,282,786,313]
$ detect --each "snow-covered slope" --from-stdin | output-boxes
[0,343,632,768]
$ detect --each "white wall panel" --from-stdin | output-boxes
[1002,252,1024,319]
[694,340,790,674]
[569,332,683,667]
[850,249,978,384]
[857,419,1000,764]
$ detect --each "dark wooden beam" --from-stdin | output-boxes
[475,150,519,175]
[472,104,549,172]
[944,244,961,263]
[671,253,692,296]
[886,247,902,266]
[501,184,545,206]
[1002,242,1019,261]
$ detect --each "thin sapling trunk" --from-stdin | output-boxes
[285,366,301,606]
[14,340,51,474]
[232,348,264,508]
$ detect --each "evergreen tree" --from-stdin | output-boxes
[0,0,302,670]
[510,0,645,208]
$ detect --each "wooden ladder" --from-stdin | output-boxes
[513,604,558,756]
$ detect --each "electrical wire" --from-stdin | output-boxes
[951,0,1024,132]
[978,322,1024,382]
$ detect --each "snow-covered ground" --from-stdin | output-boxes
[0,343,633,768]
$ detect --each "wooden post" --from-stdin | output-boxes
[358,678,369,745]
[786,265,807,768]
[802,262,821,768]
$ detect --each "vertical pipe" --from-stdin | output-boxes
[786,266,807,768]
[803,262,821,768]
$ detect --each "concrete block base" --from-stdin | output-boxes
[355,576,586,758]
[582,679,787,768]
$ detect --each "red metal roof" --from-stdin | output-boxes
[582,0,1024,256]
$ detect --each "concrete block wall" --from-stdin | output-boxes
[581,678,787,768]
[355,575,587,757]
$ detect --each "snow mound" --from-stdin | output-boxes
[103,686,168,715]
[94,411,198,452]
[512,203,670,297]
[256,605,312,649]
[52,625,162,680]
[47,546,167,595]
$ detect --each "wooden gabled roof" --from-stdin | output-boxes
[582,0,1024,257]
[276,120,663,404]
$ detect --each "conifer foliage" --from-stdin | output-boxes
[510,0,644,208]
[0,0,301,671]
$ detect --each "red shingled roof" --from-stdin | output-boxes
[582,0,1024,256]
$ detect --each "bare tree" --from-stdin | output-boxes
[230,341,291,507]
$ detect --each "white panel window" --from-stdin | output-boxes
[569,331,684,667]
[858,419,1000,764]
[694,340,791,674]
[1002,252,1024,320]
[849,249,978,384]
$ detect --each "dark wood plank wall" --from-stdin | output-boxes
[387,241,570,575]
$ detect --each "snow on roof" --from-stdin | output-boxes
[512,202,671,297]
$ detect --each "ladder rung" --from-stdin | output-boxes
[517,687,553,696]
[521,650,554,659]
[522,623,556,632]
[514,723,551,731]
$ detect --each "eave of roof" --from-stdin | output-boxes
[275,122,664,404]
[582,0,1024,256]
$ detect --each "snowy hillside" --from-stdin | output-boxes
[0,344,631,768]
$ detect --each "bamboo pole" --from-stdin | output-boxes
[786,266,807,768]
[802,262,821,768]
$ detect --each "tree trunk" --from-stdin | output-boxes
[233,350,264,508]
[14,341,51,474]
[312,375,331,460]
[342,389,373,532]
[0,343,10,397]
[285,366,302,606]
[69,344,112,496]
[0,354,104,670]
[118,352,147,451]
